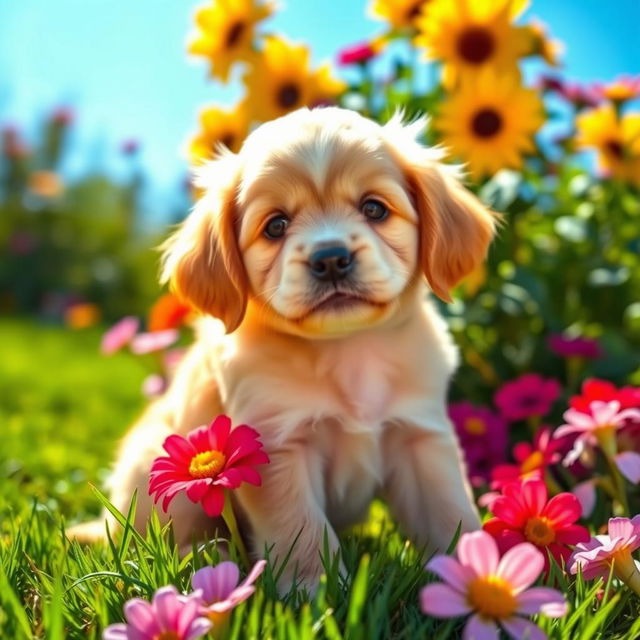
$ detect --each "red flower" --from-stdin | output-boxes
[337,41,376,66]
[490,427,562,490]
[570,378,640,414]
[149,415,269,517]
[483,479,590,574]
[148,293,192,332]
[547,334,602,359]
[494,374,561,422]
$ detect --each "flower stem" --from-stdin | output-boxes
[221,493,250,569]
[597,428,629,517]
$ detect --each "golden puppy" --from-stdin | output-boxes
[74,107,497,590]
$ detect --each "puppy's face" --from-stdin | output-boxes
[162,108,497,337]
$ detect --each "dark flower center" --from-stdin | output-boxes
[406,1,426,21]
[226,21,245,48]
[277,83,301,109]
[471,108,503,138]
[457,26,495,64]
[220,133,235,149]
[518,395,539,409]
[604,139,624,159]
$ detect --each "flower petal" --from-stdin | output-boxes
[193,562,240,605]
[426,555,474,592]
[614,452,640,484]
[102,624,129,640]
[420,583,472,617]
[163,435,197,464]
[153,586,181,630]
[572,480,597,518]
[491,496,527,527]
[458,531,499,576]
[462,614,499,640]
[520,479,548,516]
[186,479,211,503]
[516,587,567,615]
[186,616,213,640]
[201,486,225,517]
[496,543,544,591]
[209,415,232,451]
[123,598,160,635]
[542,492,581,528]
[501,617,546,640]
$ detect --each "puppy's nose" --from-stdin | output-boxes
[309,244,354,282]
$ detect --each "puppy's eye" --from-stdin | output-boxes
[264,213,290,239]
[361,199,389,222]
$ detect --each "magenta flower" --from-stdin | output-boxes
[569,516,640,595]
[337,41,376,66]
[131,329,180,355]
[547,334,603,360]
[448,402,507,486]
[101,316,140,355]
[420,531,567,639]
[494,374,561,422]
[103,585,211,640]
[193,560,266,618]
[142,374,167,398]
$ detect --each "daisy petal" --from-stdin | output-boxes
[458,531,499,576]
[497,543,544,591]
[163,435,197,463]
[426,555,474,591]
[516,587,567,615]
[502,617,546,640]
[201,486,225,517]
[542,492,581,528]
[420,583,472,617]
[462,613,499,640]
[614,452,640,484]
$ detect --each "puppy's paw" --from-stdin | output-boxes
[66,519,109,544]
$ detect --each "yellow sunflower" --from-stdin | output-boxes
[520,20,563,66]
[577,104,640,186]
[188,0,275,83]
[368,0,431,31]
[243,36,346,123]
[436,69,544,178]
[187,103,250,164]
[416,0,531,87]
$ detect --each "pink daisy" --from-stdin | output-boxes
[421,530,567,640]
[103,585,211,640]
[547,334,602,360]
[494,374,561,422]
[149,415,269,517]
[101,316,139,355]
[131,329,180,355]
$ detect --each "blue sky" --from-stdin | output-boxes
[1,0,639,221]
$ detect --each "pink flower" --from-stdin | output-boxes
[420,531,567,640]
[192,560,266,617]
[491,427,562,490]
[149,415,269,517]
[547,334,602,359]
[103,585,211,640]
[494,374,561,422]
[101,316,139,355]
[142,374,167,398]
[337,41,376,66]
[131,329,179,354]
[483,479,590,574]
[448,402,507,486]
[569,516,640,595]
[570,379,640,415]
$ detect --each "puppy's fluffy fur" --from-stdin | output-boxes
[73,107,497,589]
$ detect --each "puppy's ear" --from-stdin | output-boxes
[160,154,247,332]
[384,116,499,301]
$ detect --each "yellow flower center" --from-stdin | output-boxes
[207,610,231,638]
[457,26,495,64]
[467,575,517,619]
[524,516,556,546]
[520,450,544,474]
[155,633,180,640]
[189,450,226,479]
[464,417,487,435]
[471,108,503,138]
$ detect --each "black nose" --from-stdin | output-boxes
[309,244,354,282]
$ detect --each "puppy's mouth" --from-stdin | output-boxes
[312,291,372,313]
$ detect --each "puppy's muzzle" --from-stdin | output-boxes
[309,243,354,283]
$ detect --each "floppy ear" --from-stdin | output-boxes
[384,115,499,301]
[160,154,248,332]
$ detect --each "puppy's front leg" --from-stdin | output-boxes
[236,443,339,593]
[382,417,480,554]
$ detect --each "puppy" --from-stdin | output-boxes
[73,107,497,590]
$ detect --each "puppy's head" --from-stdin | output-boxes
[162,108,497,337]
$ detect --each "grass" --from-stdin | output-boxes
[1,317,639,639]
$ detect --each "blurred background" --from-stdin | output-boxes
[1,0,639,511]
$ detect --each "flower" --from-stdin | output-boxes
[28,170,63,198]
[420,530,567,639]
[435,69,544,178]
[149,415,269,517]
[103,585,212,640]
[101,316,140,355]
[494,374,561,422]
[149,293,193,333]
[569,516,640,595]
[597,75,640,104]
[142,374,167,398]
[337,41,377,66]
[483,479,590,573]
[64,303,101,329]
[560,82,602,108]
[188,103,250,163]
[242,36,346,122]
[121,139,140,155]
[130,329,180,355]
[368,0,429,31]
[570,379,640,414]
[576,104,640,186]
[491,427,562,489]
[187,0,274,82]
[547,334,603,360]
[448,402,507,486]
[192,560,265,630]
[416,0,530,87]
[520,19,563,66]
